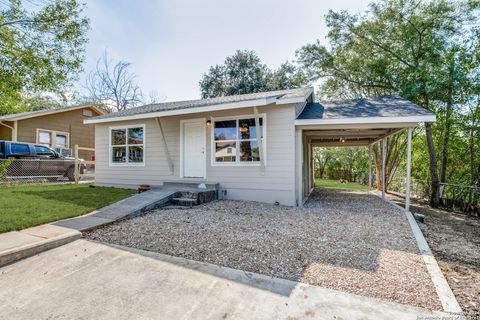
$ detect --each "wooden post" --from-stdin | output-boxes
[12,121,17,141]
[368,144,372,189]
[381,138,386,199]
[406,127,412,212]
[253,106,265,175]
[156,118,174,173]
[74,144,79,184]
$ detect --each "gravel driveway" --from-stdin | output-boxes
[85,188,442,310]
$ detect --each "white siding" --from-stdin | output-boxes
[94,104,297,205]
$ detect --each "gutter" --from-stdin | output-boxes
[294,115,436,126]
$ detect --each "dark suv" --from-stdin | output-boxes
[0,141,84,181]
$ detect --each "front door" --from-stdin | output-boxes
[182,119,205,178]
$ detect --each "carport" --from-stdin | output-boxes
[294,95,436,210]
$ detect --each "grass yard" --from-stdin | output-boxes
[315,178,370,190]
[0,183,135,233]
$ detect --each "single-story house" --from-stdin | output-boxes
[0,104,104,158]
[85,87,435,206]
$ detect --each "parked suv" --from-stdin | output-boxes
[0,141,84,181]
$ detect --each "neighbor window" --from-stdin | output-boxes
[37,129,69,148]
[110,125,144,165]
[213,116,264,165]
[38,131,52,146]
[56,134,68,148]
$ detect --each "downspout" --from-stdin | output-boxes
[0,121,15,141]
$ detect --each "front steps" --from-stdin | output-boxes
[162,182,219,208]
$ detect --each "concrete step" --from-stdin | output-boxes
[163,181,219,190]
[171,197,198,207]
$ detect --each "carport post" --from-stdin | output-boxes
[405,127,412,213]
[381,138,386,199]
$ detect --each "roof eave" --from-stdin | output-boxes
[0,104,105,121]
[84,95,307,125]
[276,87,314,105]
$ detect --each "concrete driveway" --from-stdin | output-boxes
[0,239,449,320]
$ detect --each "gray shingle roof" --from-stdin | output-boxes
[297,95,433,120]
[93,87,313,120]
[0,104,103,121]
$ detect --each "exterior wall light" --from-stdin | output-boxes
[206,120,211,127]
[239,123,249,133]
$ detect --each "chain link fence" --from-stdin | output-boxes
[0,145,95,185]
[0,158,82,184]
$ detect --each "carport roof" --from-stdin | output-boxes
[296,95,435,124]
[297,96,436,147]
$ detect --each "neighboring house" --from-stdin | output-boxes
[0,105,104,158]
[85,87,435,206]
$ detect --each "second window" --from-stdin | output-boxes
[213,116,265,165]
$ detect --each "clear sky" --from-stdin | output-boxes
[80,0,372,102]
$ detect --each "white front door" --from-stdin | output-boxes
[182,119,206,178]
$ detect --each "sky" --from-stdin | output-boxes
[79,0,372,102]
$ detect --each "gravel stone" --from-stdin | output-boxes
[85,188,443,311]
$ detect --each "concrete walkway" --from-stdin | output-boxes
[1,189,176,267]
[0,224,80,267]
[0,239,454,320]
[54,189,176,231]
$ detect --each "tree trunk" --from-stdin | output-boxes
[425,122,440,207]
[440,61,455,183]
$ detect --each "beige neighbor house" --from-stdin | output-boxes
[0,105,104,158]
[85,87,435,207]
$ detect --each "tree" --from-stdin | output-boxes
[199,50,305,98]
[266,61,306,92]
[0,0,89,115]
[298,0,480,207]
[86,52,143,112]
[313,148,333,179]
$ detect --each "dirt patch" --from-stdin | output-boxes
[388,194,480,315]
[85,189,442,311]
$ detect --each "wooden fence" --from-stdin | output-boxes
[74,144,95,184]
[389,176,480,216]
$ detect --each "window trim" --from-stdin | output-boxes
[36,128,70,148]
[108,124,146,167]
[210,114,267,167]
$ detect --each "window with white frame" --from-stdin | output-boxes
[213,116,264,165]
[110,125,144,165]
[37,129,69,148]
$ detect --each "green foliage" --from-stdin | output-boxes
[199,50,305,98]
[0,0,89,115]
[0,159,13,179]
[313,147,369,182]
[0,183,135,233]
[298,0,480,202]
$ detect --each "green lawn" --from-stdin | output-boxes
[315,179,370,191]
[0,184,135,233]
